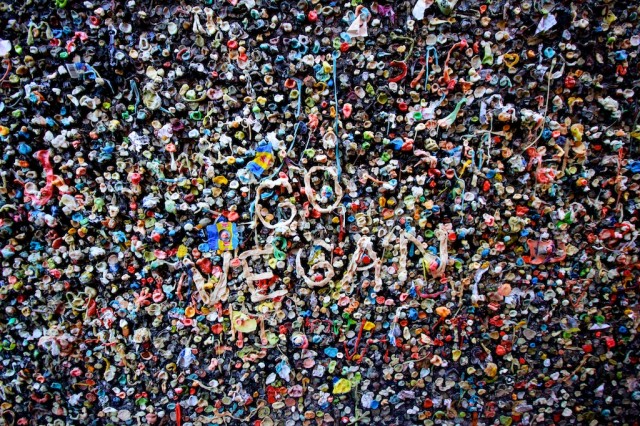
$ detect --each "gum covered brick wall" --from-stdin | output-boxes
[1,0,640,425]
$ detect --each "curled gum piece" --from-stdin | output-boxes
[295,240,335,288]
[303,166,343,214]
[254,176,297,230]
